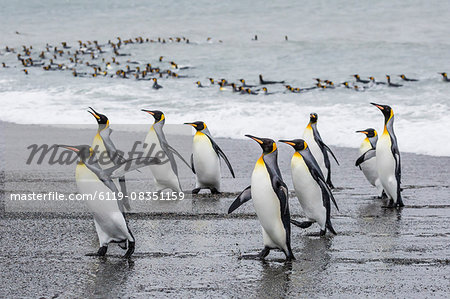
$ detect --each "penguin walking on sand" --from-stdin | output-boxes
[58,145,160,257]
[355,129,385,197]
[371,103,403,207]
[88,107,130,210]
[279,139,338,236]
[142,110,191,192]
[302,113,339,189]
[184,121,235,194]
[228,135,295,261]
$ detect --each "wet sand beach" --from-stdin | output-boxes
[1,121,449,297]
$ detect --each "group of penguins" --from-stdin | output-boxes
[3,38,450,96]
[1,37,199,90]
[58,102,402,261]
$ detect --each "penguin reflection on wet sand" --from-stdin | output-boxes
[228,136,295,261]
[184,121,235,194]
[279,139,338,236]
[303,113,339,189]
[142,110,191,192]
[371,103,403,207]
[58,145,160,258]
[355,129,385,198]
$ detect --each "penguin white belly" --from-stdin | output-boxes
[144,128,180,191]
[251,159,287,251]
[75,164,131,245]
[376,134,397,200]
[303,128,326,176]
[291,154,326,229]
[193,132,221,189]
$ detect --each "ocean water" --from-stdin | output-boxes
[1,0,450,156]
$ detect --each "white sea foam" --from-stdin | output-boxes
[1,0,450,156]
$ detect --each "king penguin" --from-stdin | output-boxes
[228,135,295,261]
[58,145,160,257]
[355,128,385,197]
[142,110,191,192]
[279,139,338,236]
[184,121,235,194]
[371,103,403,207]
[302,113,339,189]
[88,107,130,210]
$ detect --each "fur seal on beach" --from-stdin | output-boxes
[371,103,403,207]
[184,121,235,194]
[228,135,295,261]
[279,139,338,236]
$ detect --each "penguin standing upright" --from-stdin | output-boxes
[58,145,160,257]
[184,121,235,194]
[302,113,339,189]
[142,110,190,192]
[371,103,403,207]
[279,139,338,236]
[88,107,130,210]
[355,128,384,197]
[228,135,295,261]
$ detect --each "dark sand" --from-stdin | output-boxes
[1,121,449,298]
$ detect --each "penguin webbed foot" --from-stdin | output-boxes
[209,187,221,195]
[291,219,314,229]
[191,188,201,195]
[257,247,271,260]
[123,241,135,259]
[86,246,108,257]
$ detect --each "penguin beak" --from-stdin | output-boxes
[245,134,263,144]
[141,109,154,115]
[355,130,368,135]
[184,122,197,127]
[58,145,79,152]
[370,102,384,110]
[278,140,296,147]
[88,107,100,119]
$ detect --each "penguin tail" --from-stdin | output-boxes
[326,219,337,235]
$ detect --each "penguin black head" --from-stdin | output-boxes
[88,107,109,128]
[58,144,92,162]
[184,121,206,131]
[371,102,393,123]
[142,109,165,123]
[309,113,318,124]
[356,128,377,138]
[279,139,308,151]
[245,135,276,154]
[439,72,447,78]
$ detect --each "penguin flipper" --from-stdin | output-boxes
[355,149,376,167]
[228,186,251,214]
[319,139,339,165]
[310,166,339,212]
[118,177,131,211]
[105,157,162,179]
[190,153,196,174]
[206,134,235,178]
[162,142,192,172]
[99,128,126,164]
